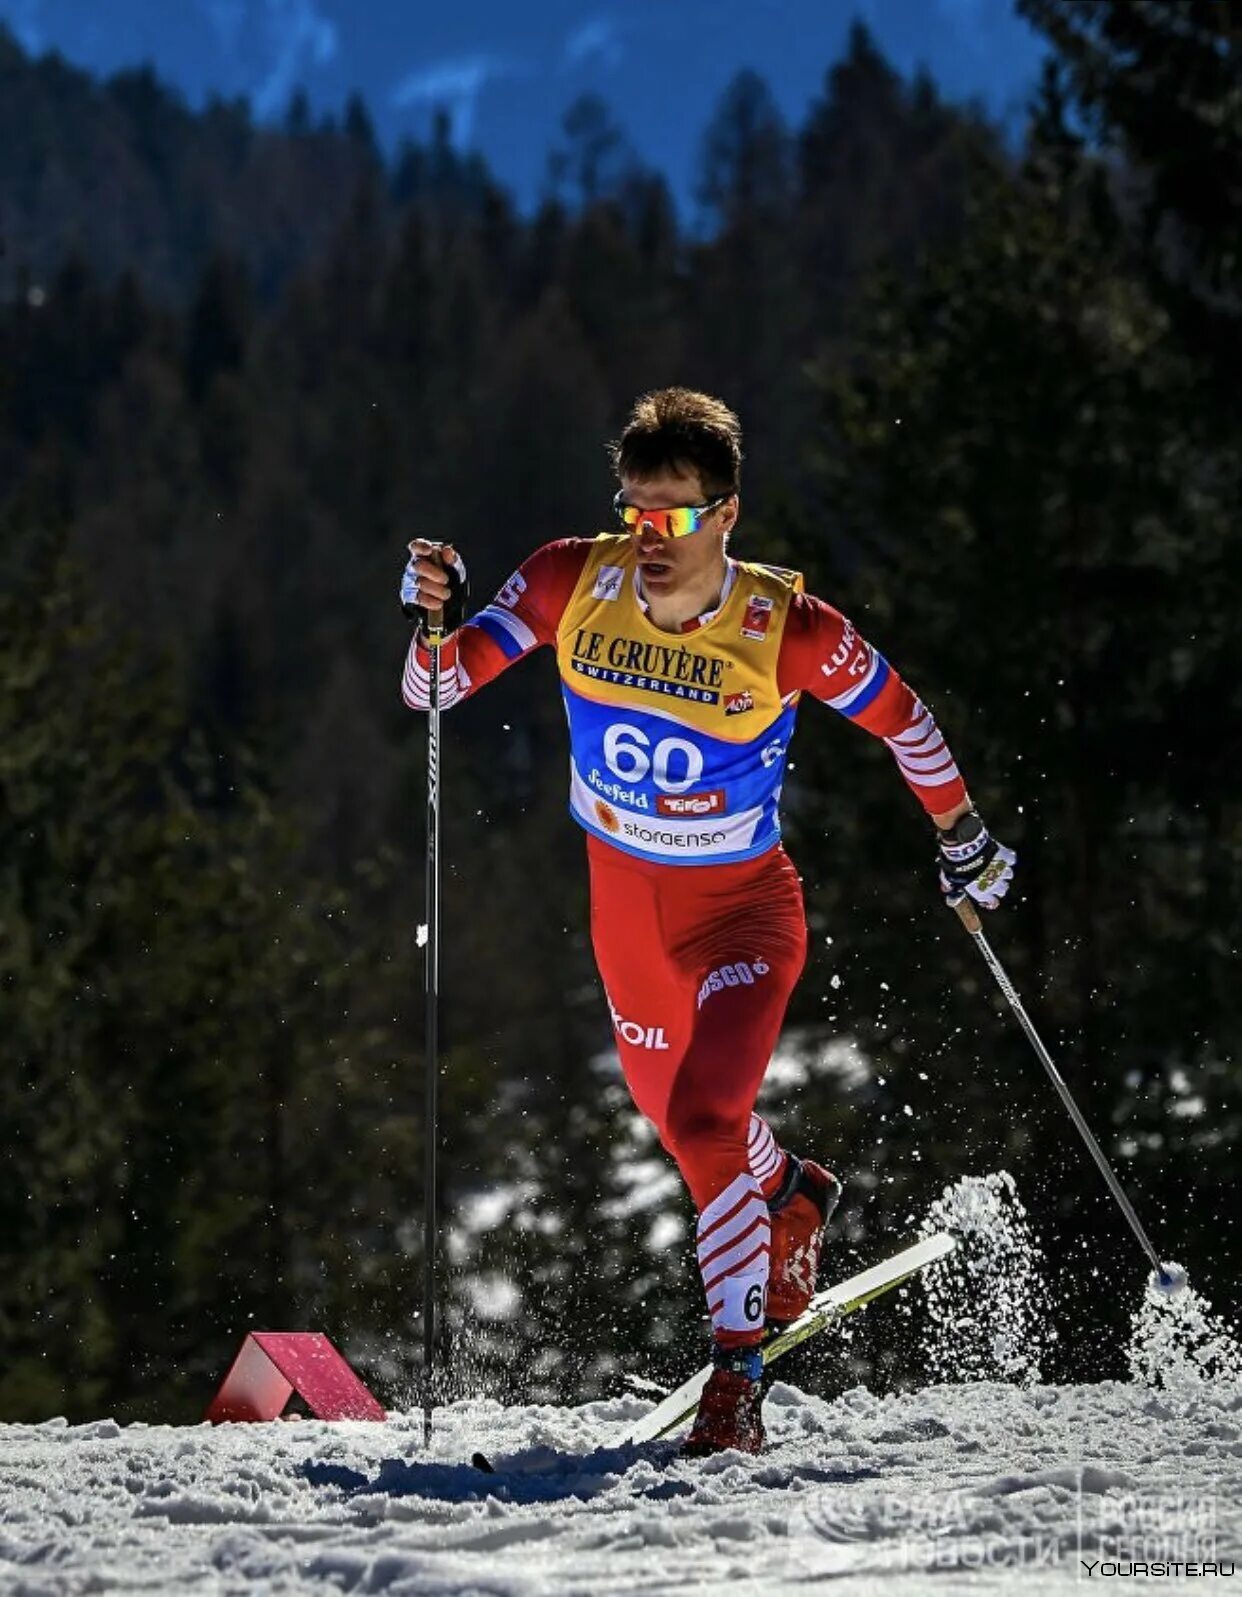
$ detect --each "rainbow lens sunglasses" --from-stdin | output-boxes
[612,491,732,539]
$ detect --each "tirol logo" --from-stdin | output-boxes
[725,688,754,716]
[570,627,726,704]
[741,594,774,641]
[594,799,620,833]
[593,565,624,601]
[656,790,726,817]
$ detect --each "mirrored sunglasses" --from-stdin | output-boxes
[612,491,731,539]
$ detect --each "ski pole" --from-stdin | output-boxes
[421,607,444,1444]
[950,898,1187,1296]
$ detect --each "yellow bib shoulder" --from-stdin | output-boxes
[556,537,802,738]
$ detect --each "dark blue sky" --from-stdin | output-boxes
[1,0,1047,212]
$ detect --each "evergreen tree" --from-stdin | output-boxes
[690,71,801,500]
[1019,1,1242,401]
[797,95,1242,1371]
[1,9,1237,1417]
[548,95,632,210]
[344,92,381,165]
[0,523,421,1419]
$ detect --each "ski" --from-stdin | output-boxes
[623,1230,957,1445]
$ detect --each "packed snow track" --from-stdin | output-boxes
[2,1379,1239,1594]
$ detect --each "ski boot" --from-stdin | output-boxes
[681,1345,765,1457]
[765,1156,842,1326]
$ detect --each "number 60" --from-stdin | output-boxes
[603,722,704,795]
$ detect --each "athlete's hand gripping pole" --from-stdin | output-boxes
[401,540,468,632]
[949,896,1187,1297]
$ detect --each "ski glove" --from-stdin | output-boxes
[400,542,468,632]
[937,810,1016,910]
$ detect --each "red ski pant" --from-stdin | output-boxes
[587,833,808,1214]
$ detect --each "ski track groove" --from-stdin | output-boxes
[0,1380,1239,1594]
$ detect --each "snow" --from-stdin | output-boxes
[920,1172,1049,1385]
[1128,1265,1242,1389]
[464,1274,524,1322]
[3,1176,1238,1592]
[759,1030,872,1096]
[2,1379,1239,1594]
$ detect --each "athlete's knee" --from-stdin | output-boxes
[664,1100,747,1165]
[665,1106,754,1213]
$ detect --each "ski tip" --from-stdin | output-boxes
[471,1451,496,1474]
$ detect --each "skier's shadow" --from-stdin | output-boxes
[300,1444,879,1506]
[300,1441,683,1506]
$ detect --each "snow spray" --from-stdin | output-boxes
[919,1171,1047,1385]
[1127,1263,1242,1392]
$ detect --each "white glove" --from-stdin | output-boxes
[400,542,468,628]
[937,811,1016,910]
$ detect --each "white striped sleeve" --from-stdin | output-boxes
[401,632,472,711]
[883,699,962,792]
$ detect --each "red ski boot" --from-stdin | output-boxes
[681,1347,765,1457]
[765,1157,842,1325]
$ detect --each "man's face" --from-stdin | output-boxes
[617,468,737,599]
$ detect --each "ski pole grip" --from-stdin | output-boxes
[952,896,983,935]
[402,547,446,638]
[424,548,448,641]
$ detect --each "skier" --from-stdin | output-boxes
[400,388,1014,1455]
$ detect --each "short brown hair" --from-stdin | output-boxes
[610,387,742,497]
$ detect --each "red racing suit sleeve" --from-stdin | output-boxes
[401,539,591,711]
[777,591,969,816]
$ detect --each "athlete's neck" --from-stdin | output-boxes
[641,553,730,634]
